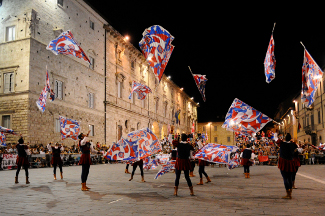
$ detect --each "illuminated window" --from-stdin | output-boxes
[6,26,15,42]
[57,0,63,7]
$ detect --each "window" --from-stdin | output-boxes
[214,137,218,142]
[131,60,135,70]
[89,57,94,70]
[3,72,14,93]
[88,93,94,108]
[89,125,94,136]
[318,109,321,124]
[6,26,15,42]
[55,118,60,133]
[2,115,11,128]
[306,114,309,126]
[117,81,122,98]
[118,125,122,140]
[54,80,63,100]
[202,126,206,131]
[89,19,94,30]
[131,92,135,104]
[155,100,159,113]
[214,126,218,131]
[164,103,167,117]
[227,136,231,142]
[57,0,63,7]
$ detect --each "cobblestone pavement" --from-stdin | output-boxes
[1,164,325,216]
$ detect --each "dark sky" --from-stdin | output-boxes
[88,1,325,122]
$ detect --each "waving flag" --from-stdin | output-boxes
[46,30,91,64]
[227,153,240,170]
[301,46,323,108]
[106,128,161,161]
[143,157,159,170]
[0,132,6,146]
[105,139,138,161]
[125,128,161,160]
[193,74,208,101]
[0,126,16,135]
[264,23,276,83]
[59,116,80,140]
[129,81,152,100]
[139,25,174,83]
[36,85,48,113]
[154,160,176,179]
[46,70,55,102]
[222,98,272,135]
[194,143,238,165]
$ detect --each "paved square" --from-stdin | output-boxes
[1,164,325,215]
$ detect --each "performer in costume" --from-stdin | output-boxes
[277,133,297,199]
[79,131,101,191]
[240,143,253,178]
[47,142,64,180]
[129,159,145,182]
[174,133,194,196]
[15,136,30,184]
[197,159,211,185]
[189,139,196,177]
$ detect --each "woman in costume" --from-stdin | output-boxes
[129,159,145,182]
[15,136,30,184]
[240,143,253,178]
[47,142,64,180]
[79,131,101,191]
[174,133,194,196]
[277,133,297,199]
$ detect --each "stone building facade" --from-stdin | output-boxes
[0,0,198,145]
[197,122,235,145]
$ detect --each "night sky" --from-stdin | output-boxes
[88,1,325,123]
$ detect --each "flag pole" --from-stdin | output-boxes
[272,22,276,34]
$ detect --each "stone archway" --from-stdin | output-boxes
[161,124,167,140]
[152,121,159,138]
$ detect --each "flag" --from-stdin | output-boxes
[0,132,6,146]
[227,153,240,170]
[105,128,161,161]
[139,25,174,83]
[154,160,176,179]
[191,121,195,134]
[193,74,208,101]
[36,85,48,113]
[46,30,91,64]
[0,126,16,135]
[143,157,159,170]
[194,143,238,165]
[264,34,276,83]
[46,70,55,101]
[59,116,80,140]
[222,98,272,136]
[105,139,138,161]
[301,48,323,108]
[128,81,152,100]
[125,128,161,160]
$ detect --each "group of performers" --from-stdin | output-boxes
[14,131,300,199]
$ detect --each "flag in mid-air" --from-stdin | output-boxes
[222,98,272,136]
[154,160,176,179]
[105,139,138,161]
[59,116,80,140]
[194,143,238,166]
[139,25,174,83]
[193,74,208,101]
[0,126,16,135]
[46,30,91,64]
[129,81,152,100]
[0,132,6,146]
[264,34,276,83]
[301,48,323,108]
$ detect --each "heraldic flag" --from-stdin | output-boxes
[59,116,80,140]
[139,25,174,83]
[193,74,208,101]
[222,98,272,135]
[264,34,276,83]
[105,128,161,161]
[301,47,323,108]
[129,81,152,100]
[46,30,91,64]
